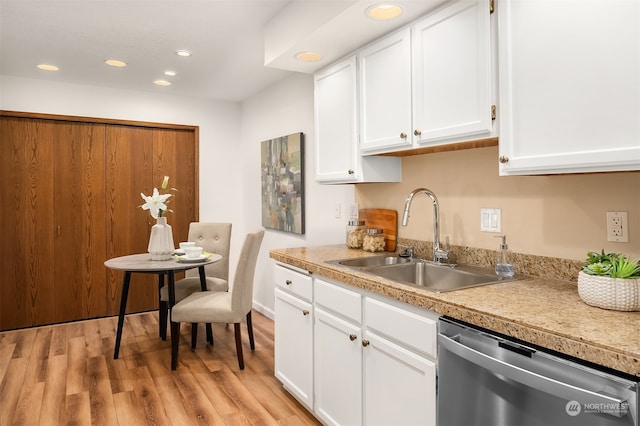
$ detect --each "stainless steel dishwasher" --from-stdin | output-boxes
[438,317,639,426]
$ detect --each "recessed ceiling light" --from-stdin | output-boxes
[164,70,177,76]
[295,52,323,62]
[37,64,59,71]
[175,50,192,57]
[105,59,127,67]
[365,3,404,20]
[154,80,172,86]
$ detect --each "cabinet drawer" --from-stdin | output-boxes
[314,278,362,324]
[365,297,438,358]
[274,264,312,302]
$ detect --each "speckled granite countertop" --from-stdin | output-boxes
[270,245,640,378]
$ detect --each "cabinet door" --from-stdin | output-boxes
[363,331,436,426]
[314,307,362,426]
[498,0,640,175]
[0,117,56,329]
[315,56,360,182]
[413,0,493,144]
[54,122,108,322]
[359,28,413,153]
[274,288,314,409]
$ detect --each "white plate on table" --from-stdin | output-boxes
[175,253,211,263]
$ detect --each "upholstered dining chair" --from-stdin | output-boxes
[158,222,232,341]
[170,229,265,370]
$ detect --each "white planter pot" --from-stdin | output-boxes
[577,271,640,311]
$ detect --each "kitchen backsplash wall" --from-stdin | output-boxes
[355,146,640,261]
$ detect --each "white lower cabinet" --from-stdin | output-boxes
[312,276,438,426]
[274,264,314,409]
[274,263,439,425]
[363,298,438,426]
[314,307,362,425]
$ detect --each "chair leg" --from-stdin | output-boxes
[206,323,214,345]
[159,301,168,340]
[170,321,180,370]
[233,323,244,370]
[191,323,198,349]
[246,311,255,351]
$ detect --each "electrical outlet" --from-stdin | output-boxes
[607,211,629,242]
[335,203,341,219]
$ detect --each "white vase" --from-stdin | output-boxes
[148,216,174,260]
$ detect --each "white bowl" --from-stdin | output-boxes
[179,241,196,250]
[183,246,203,259]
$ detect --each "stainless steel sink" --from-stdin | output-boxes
[327,255,518,292]
[331,256,413,268]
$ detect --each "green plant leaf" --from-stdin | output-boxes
[608,256,640,279]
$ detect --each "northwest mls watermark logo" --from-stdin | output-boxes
[565,400,581,416]
[565,400,630,417]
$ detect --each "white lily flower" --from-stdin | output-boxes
[140,187,172,219]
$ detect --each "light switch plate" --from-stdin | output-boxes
[481,208,502,232]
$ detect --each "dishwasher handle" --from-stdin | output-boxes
[439,333,629,418]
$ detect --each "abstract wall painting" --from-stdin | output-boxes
[260,132,305,234]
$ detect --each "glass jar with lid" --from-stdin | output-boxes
[346,220,365,249]
[363,228,385,252]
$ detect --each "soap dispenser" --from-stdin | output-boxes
[495,235,515,278]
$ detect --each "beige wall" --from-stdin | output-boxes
[355,146,640,261]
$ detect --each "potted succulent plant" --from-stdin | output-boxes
[578,250,640,311]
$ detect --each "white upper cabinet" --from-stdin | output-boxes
[315,56,401,183]
[359,28,413,152]
[359,0,494,155]
[497,0,640,175]
[412,0,493,144]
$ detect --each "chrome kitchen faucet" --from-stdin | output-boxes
[401,188,449,263]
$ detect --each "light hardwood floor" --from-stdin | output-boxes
[0,310,321,425]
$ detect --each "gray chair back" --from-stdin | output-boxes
[184,222,232,281]
[230,230,265,316]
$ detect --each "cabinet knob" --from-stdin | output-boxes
[361,340,370,347]
[285,280,292,285]
[349,334,357,341]
[413,129,422,136]
[348,169,354,175]
[499,155,510,164]
[302,310,310,316]
[400,132,407,139]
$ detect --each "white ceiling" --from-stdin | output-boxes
[0,0,447,102]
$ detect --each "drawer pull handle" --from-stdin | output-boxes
[362,340,370,347]
[285,280,292,285]
[499,155,509,164]
[400,132,407,139]
[413,129,422,136]
[302,310,310,316]
[349,334,357,341]
[348,169,355,175]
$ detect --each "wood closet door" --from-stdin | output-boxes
[105,125,197,315]
[105,125,155,315]
[0,117,56,330]
[53,122,107,322]
[153,128,197,244]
